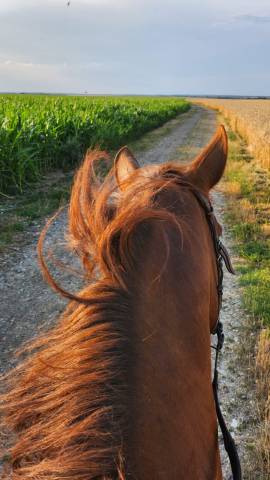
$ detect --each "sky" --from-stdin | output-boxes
[0,0,269,95]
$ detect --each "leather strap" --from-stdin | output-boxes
[191,189,242,480]
[212,325,242,480]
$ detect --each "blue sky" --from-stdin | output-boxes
[0,0,269,95]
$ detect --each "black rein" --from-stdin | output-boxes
[192,189,242,480]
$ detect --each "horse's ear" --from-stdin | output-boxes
[114,146,139,188]
[187,125,228,192]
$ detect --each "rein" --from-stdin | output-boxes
[192,189,242,480]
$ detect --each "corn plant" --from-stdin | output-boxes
[0,95,190,194]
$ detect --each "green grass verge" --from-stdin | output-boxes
[222,120,270,326]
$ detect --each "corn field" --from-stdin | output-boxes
[192,98,270,170]
[0,95,190,194]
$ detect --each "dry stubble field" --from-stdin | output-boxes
[192,98,270,169]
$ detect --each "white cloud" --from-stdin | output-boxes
[0,58,78,92]
[234,14,270,23]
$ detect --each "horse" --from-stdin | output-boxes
[0,125,228,479]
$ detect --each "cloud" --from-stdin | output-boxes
[0,60,68,92]
[0,0,269,94]
[0,58,105,70]
[235,14,270,24]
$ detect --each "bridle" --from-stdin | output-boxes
[192,189,242,480]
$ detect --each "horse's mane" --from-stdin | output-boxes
[0,151,185,480]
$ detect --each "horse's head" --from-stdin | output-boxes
[41,124,227,338]
[111,125,228,332]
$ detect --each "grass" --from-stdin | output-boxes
[223,138,270,326]
[219,116,270,477]
[0,172,72,253]
[239,267,270,325]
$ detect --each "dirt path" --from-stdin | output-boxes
[0,105,254,478]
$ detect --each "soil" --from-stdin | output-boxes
[0,104,256,479]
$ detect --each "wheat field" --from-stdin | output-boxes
[195,98,270,475]
[191,98,270,170]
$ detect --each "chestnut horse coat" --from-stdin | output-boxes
[0,126,228,479]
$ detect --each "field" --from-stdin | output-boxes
[224,134,270,475]
[0,95,190,194]
[192,99,270,475]
[191,98,270,170]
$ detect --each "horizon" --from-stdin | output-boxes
[1,92,270,99]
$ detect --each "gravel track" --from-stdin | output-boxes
[0,105,254,478]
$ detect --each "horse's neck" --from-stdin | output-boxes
[125,204,222,479]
